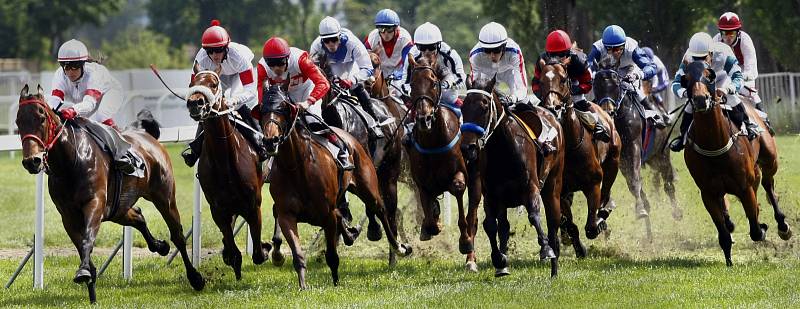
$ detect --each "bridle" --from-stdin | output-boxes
[410,65,443,115]
[19,97,66,158]
[188,70,234,119]
[262,90,301,153]
[461,88,505,149]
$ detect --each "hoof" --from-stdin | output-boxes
[73,268,92,284]
[458,241,474,254]
[367,222,383,241]
[574,243,587,259]
[465,261,478,273]
[778,225,793,241]
[154,240,170,256]
[586,225,600,240]
[725,259,733,267]
[271,250,286,267]
[597,208,610,220]
[540,246,556,261]
[396,243,413,257]
[494,267,510,277]
[752,223,768,241]
[188,270,206,291]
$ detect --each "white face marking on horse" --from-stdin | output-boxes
[545,71,555,81]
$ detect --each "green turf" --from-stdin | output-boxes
[1,136,799,307]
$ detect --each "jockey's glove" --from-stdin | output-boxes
[59,107,77,120]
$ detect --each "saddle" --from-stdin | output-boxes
[75,118,145,177]
[302,113,353,171]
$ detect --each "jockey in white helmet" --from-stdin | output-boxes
[47,39,136,173]
[182,19,267,167]
[400,22,466,106]
[469,22,533,107]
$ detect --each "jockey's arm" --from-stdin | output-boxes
[653,57,671,93]
[446,49,466,89]
[586,45,601,74]
[531,59,542,95]
[740,34,758,82]
[724,56,744,94]
[228,68,257,109]
[73,89,103,116]
[47,71,69,109]
[632,47,657,80]
[256,64,268,105]
[671,62,687,98]
[351,42,374,84]
[298,52,330,104]
[508,52,529,102]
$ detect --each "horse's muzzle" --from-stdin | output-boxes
[22,152,45,174]
[265,137,280,155]
[461,143,478,162]
[417,114,434,131]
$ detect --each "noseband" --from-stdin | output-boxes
[189,70,233,119]
[461,89,505,149]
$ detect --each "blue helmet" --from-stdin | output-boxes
[641,47,654,60]
[375,9,400,26]
[602,25,626,47]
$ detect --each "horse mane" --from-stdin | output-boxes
[598,53,618,70]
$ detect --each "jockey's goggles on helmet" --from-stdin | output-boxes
[605,45,624,53]
[483,46,504,55]
[377,26,397,33]
[204,46,227,54]
[60,61,84,71]
[265,57,289,67]
[547,51,570,59]
[720,29,738,36]
[322,36,339,44]
[416,43,439,52]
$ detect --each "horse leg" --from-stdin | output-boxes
[620,153,648,219]
[418,190,442,241]
[598,151,619,220]
[279,215,307,289]
[210,209,242,280]
[116,206,170,256]
[525,194,555,261]
[739,188,768,242]
[379,174,400,265]
[701,192,734,266]
[465,171,482,273]
[639,189,654,242]
[559,192,585,258]
[271,210,285,266]
[324,214,341,286]
[62,212,94,303]
[761,161,791,240]
[542,183,562,278]
[584,184,603,242]
[483,201,508,277]
[353,178,410,258]
[150,195,205,291]
[75,200,103,303]
[243,205,270,265]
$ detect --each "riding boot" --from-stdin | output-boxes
[181,127,204,167]
[352,84,387,138]
[640,98,667,129]
[236,105,270,161]
[328,133,354,170]
[669,112,693,152]
[575,100,611,143]
[733,104,760,140]
[755,102,775,135]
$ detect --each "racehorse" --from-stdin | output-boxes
[460,77,564,277]
[681,60,791,266]
[594,54,682,240]
[186,66,271,280]
[260,85,411,289]
[536,58,621,256]
[17,85,204,303]
[404,55,478,271]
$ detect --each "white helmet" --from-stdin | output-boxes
[413,22,442,45]
[479,22,508,48]
[319,16,341,39]
[57,39,89,62]
[687,32,713,58]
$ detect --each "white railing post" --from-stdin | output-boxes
[246,225,253,255]
[790,74,797,106]
[192,164,202,266]
[33,172,44,289]
[122,226,133,280]
[443,192,452,226]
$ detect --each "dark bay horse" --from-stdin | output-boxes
[460,77,564,277]
[260,86,410,289]
[17,85,204,303]
[186,67,271,280]
[536,59,621,257]
[594,55,682,240]
[404,55,478,271]
[682,61,791,266]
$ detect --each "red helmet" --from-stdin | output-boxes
[718,12,742,31]
[201,19,230,48]
[262,37,290,59]
[545,30,572,53]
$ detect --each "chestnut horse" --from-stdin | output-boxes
[260,85,411,288]
[186,67,271,280]
[17,85,204,303]
[404,56,477,271]
[681,61,791,266]
[594,55,682,240]
[536,59,621,257]
[460,77,564,277]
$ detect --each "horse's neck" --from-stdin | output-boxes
[47,126,92,177]
[562,107,585,143]
[691,106,735,148]
[202,116,239,160]
[417,107,457,144]
[275,127,305,173]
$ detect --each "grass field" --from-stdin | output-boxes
[1,136,800,307]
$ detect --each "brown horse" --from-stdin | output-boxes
[681,61,791,266]
[460,77,564,277]
[537,59,621,256]
[17,85,204,303]
[260,85,410,289]
[404,55,478,271]
[186,67,271,280]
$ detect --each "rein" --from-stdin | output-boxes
[189,71,236,119]
[19,98,66,170]
[461,89,506,149]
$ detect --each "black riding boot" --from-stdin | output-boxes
[732,104,760,140]
[329,133,355,170]
[181,127,203,167]
[236,105,269,162]
[353,84,389,137]
[640,97,667,128]
[575,100,611,143]
[755,102,775,135]
[82,120,137,174]
[669,112,693,152]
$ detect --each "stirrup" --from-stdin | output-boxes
[181,148,198,167]
[650,116,667,129]
[338,151,355,170]
[669,137,685,152]
[114,156,136,174]
[592,126,611,143]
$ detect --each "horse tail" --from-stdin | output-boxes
[129,109,161,139]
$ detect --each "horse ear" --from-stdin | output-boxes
[192,61,201,74]
[37,84,44,97]
[408,55,417,68]
[20,84,29,97]
[465,76,472,89]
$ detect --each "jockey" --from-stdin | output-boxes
[469,22,533,108]
[310,16,389,137]
[532,30,611,143]
[399,22,466,144]
[587,25,667,128]
[181,20,267,167]
[669,32,755,152]
[641,47,670,109]
[713,12,772,133]
[47,39,136,174]
[364,9,414,97]
[255,36,352,170]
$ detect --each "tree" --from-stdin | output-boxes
[741,0,800,71]
[99,29,185,70]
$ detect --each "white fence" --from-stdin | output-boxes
[755,72,800,132]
